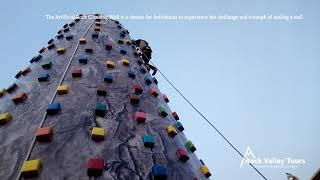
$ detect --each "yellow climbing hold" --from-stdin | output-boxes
[57,85,69,95]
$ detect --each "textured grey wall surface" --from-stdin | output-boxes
[0,16,207,180]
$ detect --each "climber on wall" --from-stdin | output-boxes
[134,39,158,75]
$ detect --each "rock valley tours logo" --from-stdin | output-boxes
[240,146,306,168]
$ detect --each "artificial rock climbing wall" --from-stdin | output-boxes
[0,14,211,180]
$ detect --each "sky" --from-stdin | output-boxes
[0,0,319,179]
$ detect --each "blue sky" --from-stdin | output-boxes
[0,0,319,179]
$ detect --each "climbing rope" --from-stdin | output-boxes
[131,40,268,180]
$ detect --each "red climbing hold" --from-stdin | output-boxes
[133,84,143,94]
[134,112,146,123]
[21,67,31,76]
[176,148,189,162]
[72,68,82,78]
[172,112,179,120]
[87,159,104,177]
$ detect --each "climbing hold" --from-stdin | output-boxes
[41,61,53,69]
[137,59,143,66]
[172,112,179,120]
[57,85,69,95]
[57,29,63,34]
[36,127,53,142]
[6,83,17,93]
[174,121,184,132]
[0,112,12,125]
[152,77,158,85]
[85,48,93,53]
[142,134,155,148]
[95,22,101,26]
[39,47,46,53]
[140,67,147,74]
[95,103,107,117]
[145,77,152,85]
[75,17,80,22]
[96,85,107,96]
[56,34,64,39]
[176,148,189,162]
[87,159,104,177]
[185,140,196,152]
[133,111,146,123]
[105,44,112,50]
[117,39,124,44]
[69,21,75,26]
[47,43,55,50]
[15,71,22,79]
[125,40,132,45]
[0,88,6,97]
[106,60,115,68]
[127,71,136,79]
[117,25,122,29]
[149,88,158,97]
[34,54,42,62]
[72,68,82,78]
[120,59,129,66]
[56,48,66,54]
[21,159,41,178]
[163,95,169,103]
[21,67,31,76]
[92,33,99,38]
[12,92,28,104]
[133,84,143,94]
[94,27,100,32]
[91,127,105,141]
[79,56,88,64]
[38,73,50,82]
[47,102,61,115]
[120,32,125,38]
[79,38,86,44]
[151,164,167,180]
[63,27,70,32]
[66,35,73,40]
[200,162,211,178]
[63,23,68,28]
[166,125,177,137]
[159,106,168,117]
[120,49,127,55]
[129,94,140,104]
[103,74,113,83]
[47,39,54,44]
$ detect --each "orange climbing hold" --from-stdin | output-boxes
[36,127,53,142]
[149,88,158,97]
[12,92,28,104]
